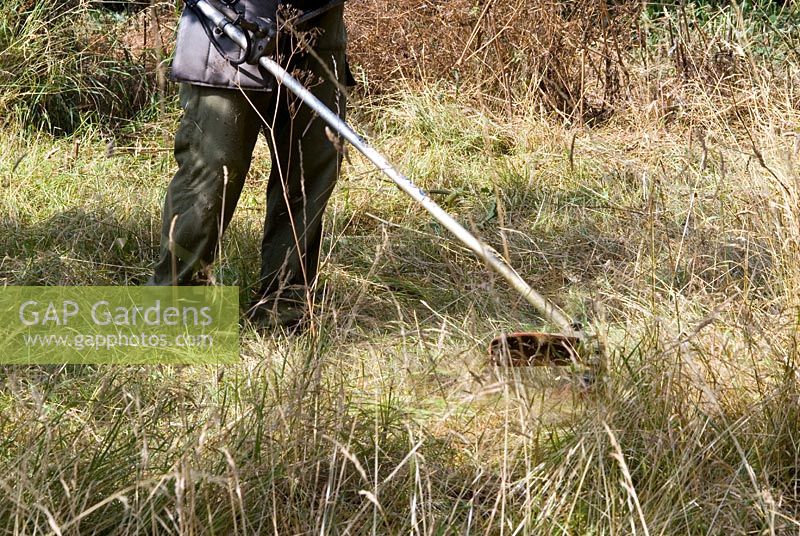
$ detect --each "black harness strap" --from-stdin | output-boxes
[186,0,348,66]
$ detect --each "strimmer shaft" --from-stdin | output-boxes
[191,0,579,338]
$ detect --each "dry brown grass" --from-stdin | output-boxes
[346,0,640,120]
[346,0,800,134]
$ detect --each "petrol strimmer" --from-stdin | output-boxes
[185,0,594,367]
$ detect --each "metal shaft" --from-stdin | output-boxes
[192,0,578,337]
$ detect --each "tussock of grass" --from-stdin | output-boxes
[0,0,166,133]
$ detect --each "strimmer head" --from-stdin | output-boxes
[489,331,583,367]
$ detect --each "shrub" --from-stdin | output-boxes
[346,0,641,120]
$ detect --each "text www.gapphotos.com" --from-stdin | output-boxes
[22,332,214,350]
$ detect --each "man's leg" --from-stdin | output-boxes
[149,84,267,285]
[255,6,348,302]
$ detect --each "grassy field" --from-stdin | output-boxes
[1,1,800,534]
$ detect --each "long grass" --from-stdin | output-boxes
[0,0,165,133]
[0,0,799,534]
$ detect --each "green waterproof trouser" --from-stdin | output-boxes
[148,6,346,299]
